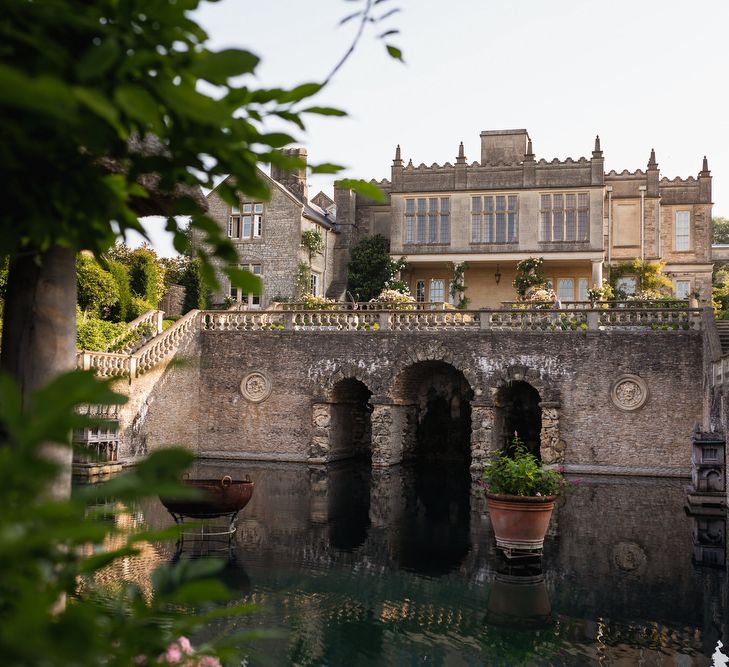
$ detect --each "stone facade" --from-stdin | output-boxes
[333,129,713,306]
[205,148,338,307]
[132,327,703,477]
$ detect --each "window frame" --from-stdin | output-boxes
[471,193,518,244]
[404,197,450,245]
[230,263,262,307]
[674,279,691,299]
[229,201,264,240]
[675,210,690,251]
[539,191,590,243]
[429,278,445,302]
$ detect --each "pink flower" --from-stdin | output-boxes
[162,644,182,664]
[196,657,222,667]
[178,637,193,656]
[133,657,147,666]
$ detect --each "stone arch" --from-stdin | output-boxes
[316,360,380,403]
[386,359,475,465]
[488,364,563,465]
[385,340,483,400]
[310,369,375,464]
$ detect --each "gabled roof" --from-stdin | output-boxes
[206,169,338,231]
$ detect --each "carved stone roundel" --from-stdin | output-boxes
[611,374,648,411]
[241,371,272,403]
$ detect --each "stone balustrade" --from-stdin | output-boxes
[78,305,701,378]
[107,309,164,353]
[76,350,131,377]
[201,306,700,333]
[133,308,200,375]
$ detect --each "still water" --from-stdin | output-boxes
[114,460,728,665]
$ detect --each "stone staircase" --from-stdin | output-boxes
[716,320,729,354]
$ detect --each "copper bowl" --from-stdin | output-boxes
[161,475,255,519]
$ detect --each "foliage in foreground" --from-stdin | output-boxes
[0,371,253,666]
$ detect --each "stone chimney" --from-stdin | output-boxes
[480,129,529,166]
[270,147,308,202]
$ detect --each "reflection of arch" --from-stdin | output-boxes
[494,381,542,458]
[391,360,474,463]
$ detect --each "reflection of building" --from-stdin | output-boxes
[335,129,713,306]
[205,148,338,307]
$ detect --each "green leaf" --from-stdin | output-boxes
[0,65,77,120]
[225,266,261,293]
[310,163,345,175]
[157,81,230,125]
[337,179,387,203]
[386,44,404,62]
[190,49,260,84]
[76,39,120,81]
[73,87,122,133]
[280,82,323,103]
[301,106,347,117]
[114,86,161,129]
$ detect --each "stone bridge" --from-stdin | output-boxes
[110,306,710,478]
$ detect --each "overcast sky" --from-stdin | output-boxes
[134,0,729,255]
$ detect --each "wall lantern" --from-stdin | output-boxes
[494,264,502,286]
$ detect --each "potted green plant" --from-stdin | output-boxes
[483,434,572,554]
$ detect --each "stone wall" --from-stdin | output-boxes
[132,328,703,475]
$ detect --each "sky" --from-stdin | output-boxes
[133,0,729,256]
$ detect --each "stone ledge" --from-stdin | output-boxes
[556,463,692,478]
[199,451,310,463]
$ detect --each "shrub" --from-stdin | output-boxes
[76,255,119,318]
[180,257,209,312]
[76,308,128,350]
[301,294,336,310]
[128,296,156,320]
[129,247,165,306]
[107,260,132,322]
[347,234,408,302]
[513,257,546,298]
[371,288,416,310]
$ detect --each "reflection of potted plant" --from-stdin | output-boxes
[486,559,551,629]
[483,434,573,554]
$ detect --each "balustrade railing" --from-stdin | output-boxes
[133,308,200,375]
[76,350,131,377]
[200,306,701,333]
[106,309,164,353]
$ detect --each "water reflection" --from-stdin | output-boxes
[113,461,727,665]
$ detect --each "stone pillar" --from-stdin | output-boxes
[370,398,406,467]
[539,401,564,464]
[401,403,418,461]
[309,402,332,463]
[591,258,603,287]
[470,398,495,481]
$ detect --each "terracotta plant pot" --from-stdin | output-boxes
[486,492,556,552]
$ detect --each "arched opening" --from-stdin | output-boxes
[392,360,474,464]
[388,361,473,574]
[329,378,373,460]
[495,381,542,458]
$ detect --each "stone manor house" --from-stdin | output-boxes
[206,129,714,307]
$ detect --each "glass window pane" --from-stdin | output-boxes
[578,210,589,240]
[565,210,576,241]
[558,278,574,302]
[484,214,494,242]
[417,198,427,213]
[675,280,690,299]
[471,196,482,213]
[243,203,252,213]
[566,194,576,209]
[495,212,506,243]
[430,279,445,302]
[508,195,517,211]
[243,216,252,238]
[540,211,551,241]
[406,199,415,214]
[675,211,690,250]
[484,197,494,213]
[254,203,263,213]
[416,280,425,302]
[507,212,517,242]
[428,213,437,242]
[232,204,240,214]
[429,198,438,212]
[471,214,481,243]
[440,215,450,243]
[553,194,563,210]
[553,212,564,241]
[541,194,551,210]
[578,193,589,208]
[440,198,450,213]
[405,216,414,243]
[496,195,506,212]
[417,214,426,243]
[578,278,589,301]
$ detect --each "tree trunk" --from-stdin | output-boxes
[1,245,77,499]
